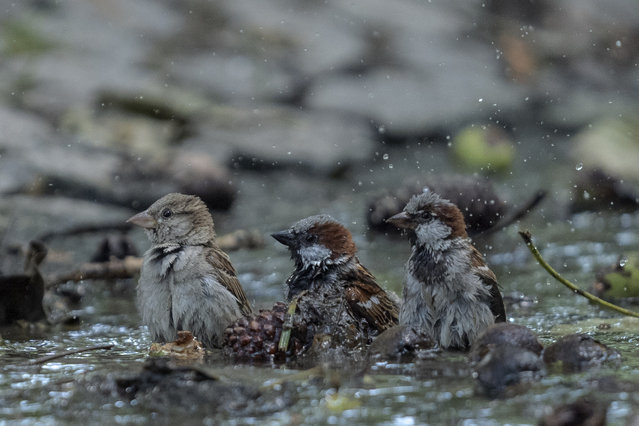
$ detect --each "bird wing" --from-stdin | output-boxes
[344,262,400,332]
[469,245,506,322]
[206,248,253,316]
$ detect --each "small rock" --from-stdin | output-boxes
[470,323,543,363]
[539,396,607,426]
[198,105,374,176]
[472,343,544,398]
[306,65,527,138]
[367,324,436,360]
[543,334,621,373]
[169,52,296,102]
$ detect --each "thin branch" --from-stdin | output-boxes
[482,190,546,236]
[42,230,263,289]
[28,344,114,365]
[518,230,639,318]
[45,256,143,289]
[38,222,133,242]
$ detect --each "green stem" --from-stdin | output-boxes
[278,291,307,352]
[518,230,639,318]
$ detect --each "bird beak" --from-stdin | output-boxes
[271,230,295,247]
[127,210,157,229]
[385,211,414,229]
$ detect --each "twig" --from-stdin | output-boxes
[38,222,133,242]
[278,291,307,352]
[482,190,546,236]
[518,230,639,318]
[42,230,263,288]
[45,256,143,288]
[28,344,114,365]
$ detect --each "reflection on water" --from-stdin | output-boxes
[2,140,639,424]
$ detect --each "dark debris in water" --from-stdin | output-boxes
[104,358,294,417]
[0,240,47,324]
[539,395,607,426]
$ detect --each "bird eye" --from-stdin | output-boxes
[161,208,173,218]
[306,234,317,243]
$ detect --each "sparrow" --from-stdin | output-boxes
[272,215,399,342]
[127,193,252,348]
[386,191,506,350]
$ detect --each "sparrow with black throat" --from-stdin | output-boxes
[225,215,399,361]
[387,192,506,350]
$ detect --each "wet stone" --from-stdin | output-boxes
[306,66,527,138]
[197,105,373,176]
[469,323,544,364]
[222,0,367,78]
[169,52,297,102]
[471,343,544,399]
[542,333,622,373]
[367,325,436,361]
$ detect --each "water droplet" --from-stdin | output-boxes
[619,256,628,268]
[478,98,484,103]
[575,162,583,171]
[616,40,622,47]
[583,191,590,200]
[388,164,394,169]
[382,153,389,160]
[378,125,386,134]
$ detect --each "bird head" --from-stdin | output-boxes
[386,191,468,247]
[271,214,357,270]
[127,193,215,246]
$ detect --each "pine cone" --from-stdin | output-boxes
[223,302,305,363]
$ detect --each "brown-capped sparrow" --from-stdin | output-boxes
[128,193,252,348]
[387,192,506,350]
[225,215,399,361]
[272,214,399,334]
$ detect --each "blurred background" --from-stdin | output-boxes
[1,0,639,423]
